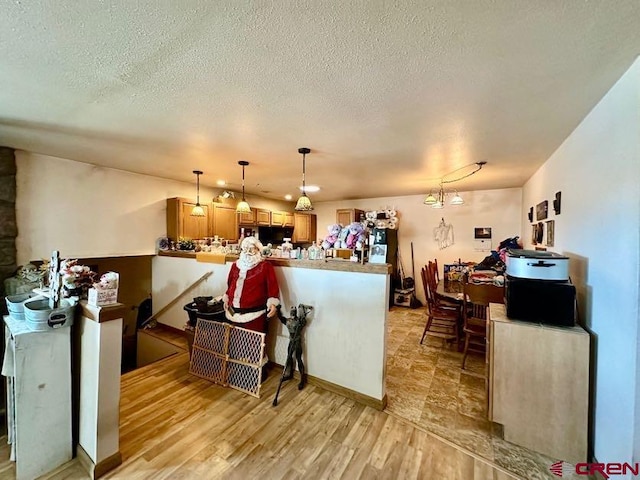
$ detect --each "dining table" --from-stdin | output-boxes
[436,280,505,304]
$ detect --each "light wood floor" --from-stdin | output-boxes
[9,349,519,480]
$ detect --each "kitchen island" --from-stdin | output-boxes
[153,251,391,408]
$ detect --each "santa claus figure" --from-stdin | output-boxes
[223,236,280,333]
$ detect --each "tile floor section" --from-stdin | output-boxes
[385,307,583,480]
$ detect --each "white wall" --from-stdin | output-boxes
[15,152,294,264]
[522,58,640,466]
[313,188,522,301]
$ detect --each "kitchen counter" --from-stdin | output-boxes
[153,252,390,408]
[157,250,391,274]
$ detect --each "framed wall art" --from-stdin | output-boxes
[546,220,555,246]
[536,200,548,221]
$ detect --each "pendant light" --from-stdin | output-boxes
[295,147,313,211]
[423,161,486,208]
[236,161,251,213]
[191,170,206,217]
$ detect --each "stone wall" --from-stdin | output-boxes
[0,147,16,309]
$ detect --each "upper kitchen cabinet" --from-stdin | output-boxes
[166,197,211,241]
[256,209,271,226]
[237,208,257,226]
[292,213,317,244]
[337,208,364,226]
[271,211,295,227]
[212,203,238,242]
[283,212,295,227]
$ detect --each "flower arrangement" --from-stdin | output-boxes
[177,237,196,251]
[60,259,96,297]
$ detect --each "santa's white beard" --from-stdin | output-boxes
[237,251,262,270]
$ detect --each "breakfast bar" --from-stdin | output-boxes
[153,251,392,408]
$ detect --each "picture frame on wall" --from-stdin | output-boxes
[536,200,548,221]
[546,220,555,246]
[531,224,538,245]
[536,222,544,244]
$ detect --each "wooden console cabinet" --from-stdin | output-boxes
[487,303,589,464]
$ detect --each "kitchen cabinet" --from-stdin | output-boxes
[292,213,317,244]
[256,209,271,226]
[212,203,238,242]
[166,197,211,240]
[337,208,364,226]
[271,211,286,226]
[487,303,589,464]
[283,212,295,227]
[238,208,257,226]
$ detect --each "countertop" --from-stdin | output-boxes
[157,250,391,274]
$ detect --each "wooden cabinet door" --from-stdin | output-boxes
[283,212,295,227]
[166,197,211,240]
[293,213,317,243]
[238,208,256,226]
[181,202,210,239]
[336,208,364,226]
[213,203,238,242]
[256,209,271,226]
[271,211,285,226]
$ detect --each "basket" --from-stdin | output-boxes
[23,298,76,332]
[5,292,40,321]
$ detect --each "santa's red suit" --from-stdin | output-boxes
[223,256,280,333]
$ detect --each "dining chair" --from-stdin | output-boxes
[420,266,460,347]
[428,261,460,311]
[460,280,505,369]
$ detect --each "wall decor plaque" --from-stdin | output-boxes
[536,200,548,221]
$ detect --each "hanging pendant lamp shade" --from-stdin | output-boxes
[423,191,437,205]
[191,170,206,217]
[450,190,464,205]
[295,147,314,211]
[236,161,251,214]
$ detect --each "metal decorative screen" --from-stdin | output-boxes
[189,320,266,397]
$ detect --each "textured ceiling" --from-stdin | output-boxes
[1,1,640,202]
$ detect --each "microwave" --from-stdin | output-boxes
[505,275,576,327]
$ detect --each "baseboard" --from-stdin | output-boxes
[77,445,122,479]
[268,362,386,411]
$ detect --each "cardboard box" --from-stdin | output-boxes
[87,287,118,306]
[443,264,466,282]
[333,248,352,259]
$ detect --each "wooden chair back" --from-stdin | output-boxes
[462,281,505,321]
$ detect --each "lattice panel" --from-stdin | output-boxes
[228,360,262,397]
[190,320,265,398]
[192,319,228,352]
[229,326,265,364]
[189,347,227,386]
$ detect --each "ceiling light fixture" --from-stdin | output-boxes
[423,161,487,208]
[295,147,314,211]
[236,161,251,214]
[191,170,206,217]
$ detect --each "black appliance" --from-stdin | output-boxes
[505,276,576,327]
[257,226,293,245]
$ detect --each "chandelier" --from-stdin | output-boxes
[424,161,486,208]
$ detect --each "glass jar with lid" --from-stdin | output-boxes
[281,238,293,256]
